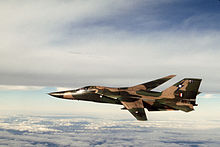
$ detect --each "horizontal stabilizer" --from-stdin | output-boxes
[128,108,147,121]
[120,98,147,121]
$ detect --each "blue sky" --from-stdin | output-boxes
[66,0,220,33]
[0,1,220,146]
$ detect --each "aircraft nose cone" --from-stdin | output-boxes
[48,92,64,98]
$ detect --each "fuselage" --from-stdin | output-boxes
[49,86,177,111]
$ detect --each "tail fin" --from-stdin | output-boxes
[162,78,202,106]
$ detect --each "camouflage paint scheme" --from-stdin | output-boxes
[49,75,202,121]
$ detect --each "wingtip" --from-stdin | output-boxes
[166,75,176,78]
[137,118,148,121]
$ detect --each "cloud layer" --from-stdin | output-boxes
[0,114,220,146]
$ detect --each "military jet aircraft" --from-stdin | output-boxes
[49,75,202,121]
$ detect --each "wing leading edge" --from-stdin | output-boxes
[132,75,176,91]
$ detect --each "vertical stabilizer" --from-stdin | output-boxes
[162,78,202,106]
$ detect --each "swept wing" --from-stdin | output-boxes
[132,75,176,91]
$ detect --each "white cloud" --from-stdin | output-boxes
[198,94,215,99]
[0,0,219,93]
[0,85,44,91]
[0,116,58,133]
[0,114,220,146]
[56,87,75,91]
